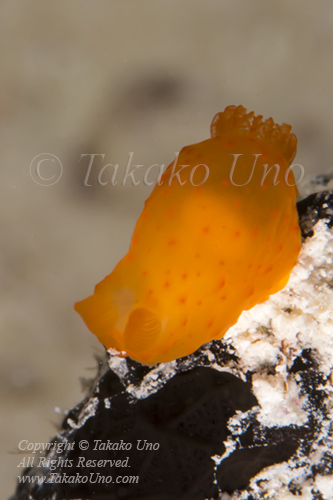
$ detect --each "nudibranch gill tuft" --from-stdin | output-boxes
[75,105,301,365]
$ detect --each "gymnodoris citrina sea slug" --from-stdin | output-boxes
[75,105,301,365]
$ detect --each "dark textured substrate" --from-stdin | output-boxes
[11,190,333,500]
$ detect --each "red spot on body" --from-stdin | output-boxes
[196,272,201,277]
[207,320,213,328]
[179,297,187,304]
[182,319,188,327]
[219,260,225,266]
[166,208,173,217]
[264,265,273,274]
[222,179,230,185]
[234,230,240,238]
[182,273,188,280]
[197,300,202,306]
[168,239,176,246]
[266,236,271,243]
[195,253,200,258]
[164,281,170,288]
[203,226,210,234]
[253,230,258,238]
[142,271,148,276]
[219,279,226,289]
[273,209,279,216]
[220,295,226,301]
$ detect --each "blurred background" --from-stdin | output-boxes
[2,1,333,497]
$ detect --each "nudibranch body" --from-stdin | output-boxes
[75,105,301,365]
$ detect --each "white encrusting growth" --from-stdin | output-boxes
[226,219,333,378]
[219,220,333,499]
[67,397,99,430]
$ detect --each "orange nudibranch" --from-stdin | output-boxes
[75,105,301,365]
